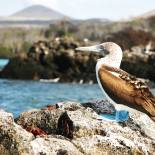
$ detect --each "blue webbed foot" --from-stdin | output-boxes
[99,110,129,122]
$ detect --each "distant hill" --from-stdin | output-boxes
[11,5,69,20]
[82,18,110,23]
[0,5,111,28]
[138,9,155,18]
[0,5,70,27]
[0,7,111,28]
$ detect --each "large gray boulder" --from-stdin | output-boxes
[0,101,155,155]
[0,110,34,155]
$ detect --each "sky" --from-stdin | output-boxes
[0,0,155,20]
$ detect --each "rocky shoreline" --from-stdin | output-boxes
[0,37,155,83]
[0,100,155,155]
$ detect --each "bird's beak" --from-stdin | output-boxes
[76,45,102,53]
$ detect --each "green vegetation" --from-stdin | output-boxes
[0,28,45,58]
[0,45,12,58]
[0,16,155,58]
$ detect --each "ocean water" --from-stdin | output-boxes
[0,79,155,118]
[0,59,9,70]
[0,79,104,117]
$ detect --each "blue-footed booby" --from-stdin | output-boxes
[76,42,155,122]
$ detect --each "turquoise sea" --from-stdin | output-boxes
[0,79,155,117]
[0,59,9,70]
[0,79,105,117]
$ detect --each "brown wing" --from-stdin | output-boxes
[98,65,155,118]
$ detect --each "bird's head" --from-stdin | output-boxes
[76,42,123,68]
[76,42,122,57]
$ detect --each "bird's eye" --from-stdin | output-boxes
[99,45,105,50]
[99,45,109,54]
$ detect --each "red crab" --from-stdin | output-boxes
[26,126,47,137]
[41,105,57,110]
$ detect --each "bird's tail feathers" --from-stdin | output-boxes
[143,97,155,118]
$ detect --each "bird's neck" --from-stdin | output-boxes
[95,49,123,107]
[96,50,122,70]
